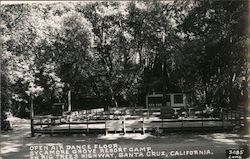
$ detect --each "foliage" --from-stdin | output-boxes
[0,1,247,117]
[176,0,247,108]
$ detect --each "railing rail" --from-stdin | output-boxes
[31,110,244,137]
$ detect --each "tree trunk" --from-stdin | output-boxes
[162,62,167,107]
[109,87,118,107]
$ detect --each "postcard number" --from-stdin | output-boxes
[226,149,245,159]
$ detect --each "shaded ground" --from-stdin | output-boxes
[0,117,249,159]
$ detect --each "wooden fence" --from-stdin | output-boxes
[31,110,244,137]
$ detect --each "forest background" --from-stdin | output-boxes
[1,0,248,119]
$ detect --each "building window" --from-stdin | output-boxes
[174,94,183,104]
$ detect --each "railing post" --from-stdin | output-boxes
[87,117,89,133]
[148,108,150,118]
[231,111,233,121]
[201,111,204,130]
[235,110,240,129]
[181,117,184,131]
[237,110,240,127]
[161,117,163,129]
[221,108,225,130]
[40,118,42,129]
[142,117,145,135]
[31,118,34,137]
[105,117,107,135]
[50,118,53,137]
[226,110,229,120]
[122,117,126,135]
[68,116,71,134]
[234,111,237,127]
[238,110,242,127]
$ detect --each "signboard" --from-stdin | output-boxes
[146,93,186,108]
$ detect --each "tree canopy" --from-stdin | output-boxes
[1,0,248,117]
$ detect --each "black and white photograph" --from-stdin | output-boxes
[1,0,249,159]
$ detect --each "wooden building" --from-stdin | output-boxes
[146,92,192,111]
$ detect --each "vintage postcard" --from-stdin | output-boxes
[1,0,249,159]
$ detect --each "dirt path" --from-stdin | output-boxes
[1,117,249,159]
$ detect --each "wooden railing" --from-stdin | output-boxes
[31,110,244,137]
